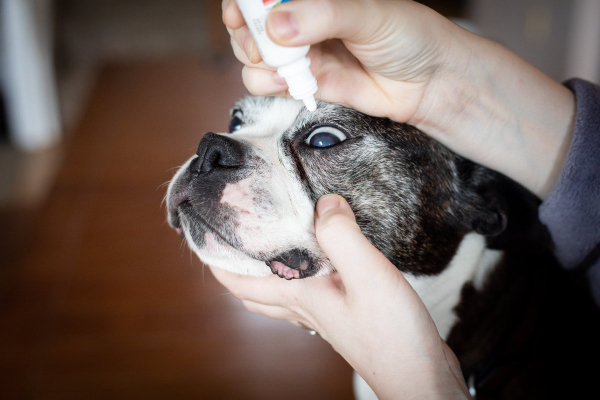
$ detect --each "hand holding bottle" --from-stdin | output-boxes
[223,0,575,199]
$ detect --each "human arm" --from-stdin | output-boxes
[210,194,471,399]
[539,79,600,306]
[222,0,575,199]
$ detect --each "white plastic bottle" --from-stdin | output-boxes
[236,0,318,112]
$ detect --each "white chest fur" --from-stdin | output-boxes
[403,232,503,340]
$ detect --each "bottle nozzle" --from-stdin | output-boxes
[302,96,317,112]
[277,57,318,112]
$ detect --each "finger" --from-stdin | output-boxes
[222,0,246,30]
[242,302,322,337]
[290,320,318,332]
[265,0,389,46]
[241,299,301,320]
[209,265,302,307]
[210,264,342,315]
[242,66,290,97]
[231,26,263,64]
[314,194,408,293]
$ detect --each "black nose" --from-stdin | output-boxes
[194,132,244,174]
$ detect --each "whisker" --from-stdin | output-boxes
[156,181,171,191]
[154,181,171,191]
[160,192,170,209]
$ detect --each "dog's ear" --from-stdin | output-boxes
[455,158,551,251]
[456,159,508,237]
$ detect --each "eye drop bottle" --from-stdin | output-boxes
[236,0,318,111]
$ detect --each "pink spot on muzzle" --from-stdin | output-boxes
[220,179,255,214]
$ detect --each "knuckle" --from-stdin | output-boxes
[304,0,337,38]
[288,303,305,318]
[227,285,244,300]
[318,0,337,25]
[241,300,258,313]
[225,277,248,300]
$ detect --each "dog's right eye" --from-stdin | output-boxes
[229,109,243,133]
[305,126,347,148]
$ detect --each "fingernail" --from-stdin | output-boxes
[316,194,342,217]
[222,0,229,12]
[272,72,287,86]
[268,11,299,40]
[242,34,253,60]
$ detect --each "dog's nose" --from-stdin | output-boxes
[194,132,244,174]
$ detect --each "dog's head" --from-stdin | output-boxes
[166,96,507,280]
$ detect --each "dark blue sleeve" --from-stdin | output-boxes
[539,78,600,306]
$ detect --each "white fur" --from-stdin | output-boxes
[166,156,195,228]
[473,247,503,290]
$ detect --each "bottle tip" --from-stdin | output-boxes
[303,96,317,112]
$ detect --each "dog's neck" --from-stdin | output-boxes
[403,233,503,339]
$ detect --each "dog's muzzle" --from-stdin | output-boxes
[167,131,321,280]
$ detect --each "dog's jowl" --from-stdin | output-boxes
[167,96,600,399]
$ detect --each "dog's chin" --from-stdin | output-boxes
[179,222,324,280]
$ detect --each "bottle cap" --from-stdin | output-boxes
[277,57,318,112]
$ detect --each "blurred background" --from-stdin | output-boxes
[0,0,598,398]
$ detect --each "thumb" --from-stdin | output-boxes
[266,0,388,46]
[315,194,402,293]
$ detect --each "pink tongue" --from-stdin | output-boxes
[271,261,300,280]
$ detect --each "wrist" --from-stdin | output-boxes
[357,364,470,400]
[414,30,575,199]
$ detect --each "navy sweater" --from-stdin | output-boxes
[539,79,600,306]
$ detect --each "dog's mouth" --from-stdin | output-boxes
[265,249,316,280]
[170,201,317,280]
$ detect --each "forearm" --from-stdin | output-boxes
[416,29,576,199]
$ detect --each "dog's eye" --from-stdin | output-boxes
[229,109,243,133]
[305,126,347,148]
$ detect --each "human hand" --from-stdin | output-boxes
[223,0,456,123]
[223,0,575,199]
[210,194,470,399]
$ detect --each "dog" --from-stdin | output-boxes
[166,96,600,399]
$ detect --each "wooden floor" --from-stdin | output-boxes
[0,60,354,399]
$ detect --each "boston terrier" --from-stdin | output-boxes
[166,96,600,399]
